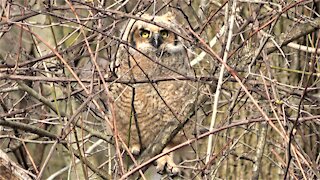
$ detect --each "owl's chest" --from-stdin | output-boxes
[113,51,195,117]
[113,81,192,113]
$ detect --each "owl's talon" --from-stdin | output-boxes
[166,156,180,176]
[155,153,180,176]
[166,164,180,176]
[156,156,166,173]
[130,145,140,155]
[156,167,165,175]
[172,167,180,175]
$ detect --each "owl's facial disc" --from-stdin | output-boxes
[139,28,164,49]
[132,26,183,56]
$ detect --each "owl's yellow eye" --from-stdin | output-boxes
[140,29,150,38]
[160,30,168,38]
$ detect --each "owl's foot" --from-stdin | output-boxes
[130,144,141,155]
[156,153,180,176]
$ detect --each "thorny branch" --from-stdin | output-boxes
[0,0,320,179]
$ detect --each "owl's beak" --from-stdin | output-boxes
[150,34,162,48]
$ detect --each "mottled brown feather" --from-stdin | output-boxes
[109,12,202,175]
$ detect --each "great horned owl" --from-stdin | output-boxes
[110,12,201,175]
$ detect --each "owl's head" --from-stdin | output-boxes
[122,12,184,55]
